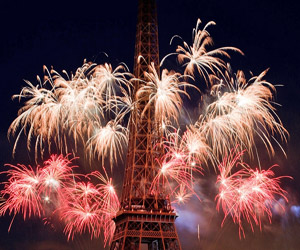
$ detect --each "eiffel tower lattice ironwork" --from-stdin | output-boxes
[110,0,182,249]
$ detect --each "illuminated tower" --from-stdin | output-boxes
[110,0,182,249]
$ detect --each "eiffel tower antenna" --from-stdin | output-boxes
[110,0,182,249]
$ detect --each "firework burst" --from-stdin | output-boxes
[59,181,103,241]
[191,69,289,161]
[0,163,43,221]
[151,147,202,203]
[162,19,243,83]
[215,148,289,237]
[0,155,77,228]
[8,62,132,164]
[137,62,196,123]
[85,119,128,168]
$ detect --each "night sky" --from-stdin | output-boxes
[1,0,300,249]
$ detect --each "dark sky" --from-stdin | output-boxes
[0,0,300,249]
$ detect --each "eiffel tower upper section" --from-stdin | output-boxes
[120,0,168,212]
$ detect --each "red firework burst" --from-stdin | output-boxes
[215,148,289,237]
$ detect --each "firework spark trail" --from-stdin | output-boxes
[173,184,194,205]
[215,148,289,238]
[88,169,120,246]
[8,79,62,160]
[89,169,120,214]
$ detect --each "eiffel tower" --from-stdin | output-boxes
[110,0,182,249]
